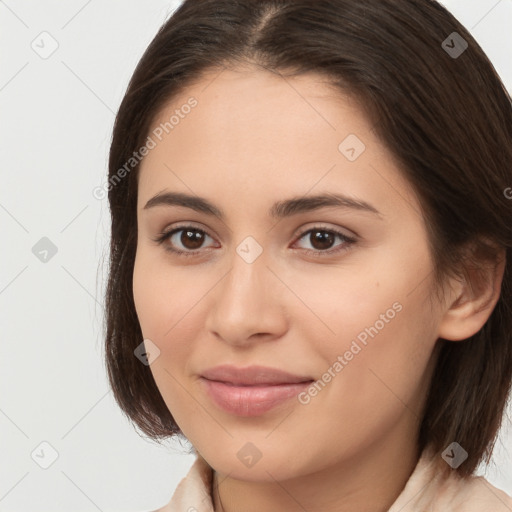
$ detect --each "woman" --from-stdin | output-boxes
[104,0,512,510]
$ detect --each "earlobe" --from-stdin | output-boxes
[437,248,506,342]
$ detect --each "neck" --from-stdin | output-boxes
[211,433,421,512]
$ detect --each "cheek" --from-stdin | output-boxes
[132,252,206,425]
[132,249,217,382]
[133,248,204,340]
[288,249,438,419]
[321,291,437,436]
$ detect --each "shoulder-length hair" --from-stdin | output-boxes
[104,0,512,478]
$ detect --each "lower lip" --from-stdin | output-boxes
[200,378,313,416]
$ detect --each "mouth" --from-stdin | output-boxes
[199,364,315,416]
[199,377,314,416]
[200,364,314,386]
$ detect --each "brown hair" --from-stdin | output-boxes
[104,0,512,477]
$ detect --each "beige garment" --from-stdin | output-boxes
[153,447,512,512]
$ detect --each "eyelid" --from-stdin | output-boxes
[290,225,357,256]
[158,221,215,240]
[292,222,357,242]
[155,222,217,245]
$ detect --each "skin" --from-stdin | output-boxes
[132,65,505,512]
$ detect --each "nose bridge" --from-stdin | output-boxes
[219,240,271,317]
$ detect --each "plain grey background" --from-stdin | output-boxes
[1,1,511,510]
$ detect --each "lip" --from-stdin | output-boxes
[200,364,313,385]
[199,365,314,416]
[200,378,313,416]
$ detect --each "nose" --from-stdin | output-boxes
[204,246,288,348]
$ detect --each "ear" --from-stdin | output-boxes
[437,245,506,342]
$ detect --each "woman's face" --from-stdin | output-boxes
[133,66,446,481]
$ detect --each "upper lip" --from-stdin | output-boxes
[201,365,314,386]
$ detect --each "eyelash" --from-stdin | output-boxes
[152,223,357,259]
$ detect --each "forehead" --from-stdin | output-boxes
[143,66,369,162]
[137,66,419,220]
[154,66,366,139]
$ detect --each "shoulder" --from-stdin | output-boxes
[434,472,512,512]
[389,447,512,512]
[151,455,214,512]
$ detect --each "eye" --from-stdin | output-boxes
[152,224,357,258]
[292,226,357,257]
[152,224,217,257]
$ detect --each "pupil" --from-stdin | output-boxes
[312,231,333,250]
[182,229,204,249]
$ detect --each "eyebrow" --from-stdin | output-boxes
[143,191,382,219]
